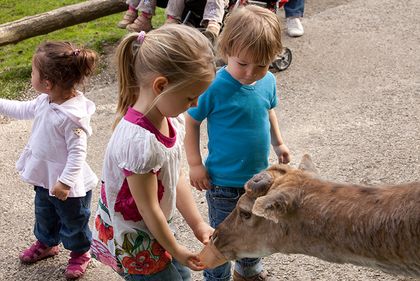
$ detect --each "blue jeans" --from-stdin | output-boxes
[204,186,263,281]
[34,186,92,254]
[121,259,191,281]
[284,0,305,18]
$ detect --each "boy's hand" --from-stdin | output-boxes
[189,164,211,191]
[193,221,214,245]
[51,181,71,201]
[273,144,291,164]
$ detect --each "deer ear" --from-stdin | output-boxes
[298,154,319,175]
[252,190,295,223]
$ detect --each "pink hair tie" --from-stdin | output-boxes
[137,31,146,44]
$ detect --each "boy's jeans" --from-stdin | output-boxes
[121,259,191,281]
[204,186,263,281]
[34,186,92,254]
[284,0,305,18]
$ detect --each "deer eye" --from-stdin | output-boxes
[239,210,252,220]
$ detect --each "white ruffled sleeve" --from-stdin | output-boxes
[114,127,165,175]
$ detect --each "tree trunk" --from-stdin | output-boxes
[0,0,128,46]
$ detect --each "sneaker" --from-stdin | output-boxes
[127,14,152,32]
[65,251,91,279]
[233,270,276,281]
[203,21,221,45]
[286,17,304,37]
[117,9,138,29]
[19,240,60,264]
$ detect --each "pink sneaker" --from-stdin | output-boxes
[65,251,91,279]
[19,240,60,264]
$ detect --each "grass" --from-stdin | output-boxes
[0,0,165,99]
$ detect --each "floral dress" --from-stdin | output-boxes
[91,107,184,275]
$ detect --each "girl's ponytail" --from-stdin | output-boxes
[113,33,140,129]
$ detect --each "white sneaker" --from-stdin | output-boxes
[286,17,304,37]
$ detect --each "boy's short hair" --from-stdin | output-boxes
[217,5,283,65]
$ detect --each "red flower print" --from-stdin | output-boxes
[122,251,155,275]
[95,215,114,243]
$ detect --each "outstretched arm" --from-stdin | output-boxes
[176,171,214,245]
[269,109,290,164]
[184,114,211,190]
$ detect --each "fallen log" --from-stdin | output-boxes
[0,0,127,46]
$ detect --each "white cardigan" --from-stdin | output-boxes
[0,92,98,197]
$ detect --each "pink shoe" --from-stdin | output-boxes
[65,251,91,279]
[19,240,60,264]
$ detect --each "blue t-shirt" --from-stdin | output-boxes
[188,67,278,187]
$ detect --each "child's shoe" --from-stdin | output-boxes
[64,251,91,279]
[19,240,60,264]
[203,20,221,45]
[126,13,153,32]
[117,9,138,29]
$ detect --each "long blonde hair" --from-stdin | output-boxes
[218,5,283,65]
[114,24,216,128]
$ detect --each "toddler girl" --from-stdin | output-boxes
[91,24,215,280]
[0,41,98,279]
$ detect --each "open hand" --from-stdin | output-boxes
[174,245,206,271]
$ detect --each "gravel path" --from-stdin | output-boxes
[0,0,419,280]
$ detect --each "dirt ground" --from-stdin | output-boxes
[0,0,419,280]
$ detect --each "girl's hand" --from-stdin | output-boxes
[174,245,206,271]
[193,221,214,245]
[51,181,71,201]
[189,164,211,191]
[273,144,291,164]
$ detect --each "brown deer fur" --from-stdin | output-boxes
[210,155,420,277]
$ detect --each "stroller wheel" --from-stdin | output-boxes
[272,47,292,72]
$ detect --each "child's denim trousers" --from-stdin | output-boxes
[34,186,92,254]
[204,186,263,281]
[120,259,191,281]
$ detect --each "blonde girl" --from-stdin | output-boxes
[185,5,290,281]
[91,24,216,280]
[0,41,98,279]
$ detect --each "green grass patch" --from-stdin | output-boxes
[0,0,165,99]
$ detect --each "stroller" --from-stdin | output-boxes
[177,0,293,71]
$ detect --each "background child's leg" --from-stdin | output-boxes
[201,0,228,43]
[127,0,157,32]
[284,0,305,37]
[165,0,186,23]
[118,0,142,28]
